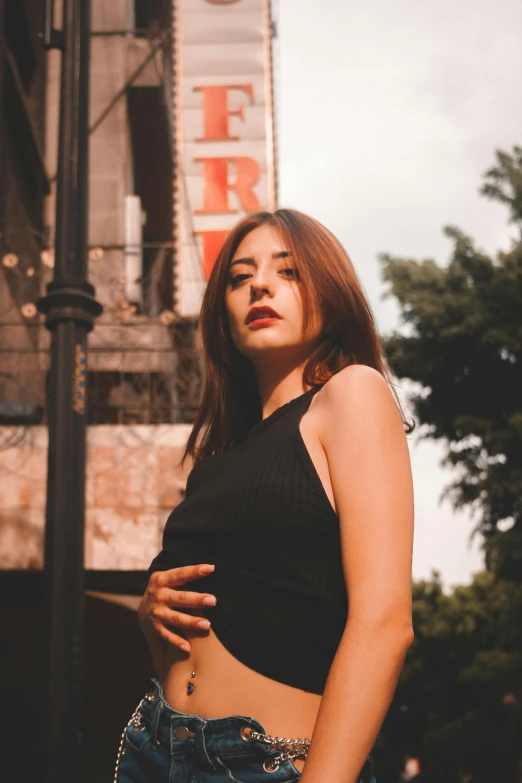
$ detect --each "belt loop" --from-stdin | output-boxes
[196,721,216,771]
[150,700,163,749]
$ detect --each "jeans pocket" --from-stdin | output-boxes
[125,723,152,753]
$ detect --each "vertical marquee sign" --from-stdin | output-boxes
[173,0,276,317]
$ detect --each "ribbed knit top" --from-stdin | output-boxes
[149,385,347,694]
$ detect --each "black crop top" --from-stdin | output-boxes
[149,385,347,694]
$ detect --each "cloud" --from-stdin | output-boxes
[276,0,522,584]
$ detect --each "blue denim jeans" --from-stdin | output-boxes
[115,679,375,783]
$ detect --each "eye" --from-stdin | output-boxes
[280,267,299,279]
[228,272,251,287]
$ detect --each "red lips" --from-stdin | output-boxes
[245,306,281,325]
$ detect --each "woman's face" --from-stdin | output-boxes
[225,224,322,364]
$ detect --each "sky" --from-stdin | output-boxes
[275,0,522,588]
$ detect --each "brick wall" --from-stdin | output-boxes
[0,424,192,570]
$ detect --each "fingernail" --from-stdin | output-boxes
[197,619,210,630]
[180,643,190,652]
[203,596,217,606]
[199,564,215,574]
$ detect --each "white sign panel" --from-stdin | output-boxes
[173,0,276,317]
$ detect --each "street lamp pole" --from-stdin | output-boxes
[38,1,101,780]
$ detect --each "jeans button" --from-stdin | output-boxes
[175,726,195,741]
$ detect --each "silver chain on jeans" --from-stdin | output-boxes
[113,693,368,779]
[241,726,310,772]
[242,727,370,780]
[113,691,155,783]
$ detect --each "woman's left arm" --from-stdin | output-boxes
[300,365,415,783]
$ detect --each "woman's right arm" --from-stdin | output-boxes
[138,564,217,680]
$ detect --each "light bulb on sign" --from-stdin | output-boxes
[21,303,38,319]
[41,249,55,268]
[88,247,104,262]
[159,310,176,326]
[2,253,19,268]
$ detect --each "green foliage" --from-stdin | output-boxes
[379,146,522,578]
[481,146,522,226]
[375,572,522,782]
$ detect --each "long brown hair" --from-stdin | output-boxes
[183,208,414,464]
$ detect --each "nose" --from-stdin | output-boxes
[249,269,272,299]
[250,281,270,300]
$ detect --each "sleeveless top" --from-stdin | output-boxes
[148,385,347,694]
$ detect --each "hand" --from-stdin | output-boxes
[138,564,217,653]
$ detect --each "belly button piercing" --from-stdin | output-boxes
[187,670,196,695]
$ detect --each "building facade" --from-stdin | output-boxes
[0,0,277,574]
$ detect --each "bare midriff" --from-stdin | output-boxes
[161,626,321,773]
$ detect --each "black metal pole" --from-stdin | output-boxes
[37,1,101,781]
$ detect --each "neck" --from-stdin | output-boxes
[254,366,312,420]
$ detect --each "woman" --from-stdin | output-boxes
[115,208,415,783]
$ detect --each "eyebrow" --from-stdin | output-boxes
[229,251,291,269]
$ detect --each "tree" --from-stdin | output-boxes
[379,146,522,579]
[375,572,522,782]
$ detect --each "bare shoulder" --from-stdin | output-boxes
[314,364,405,441]
[316,363,398,415]
[320,363,388,394]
